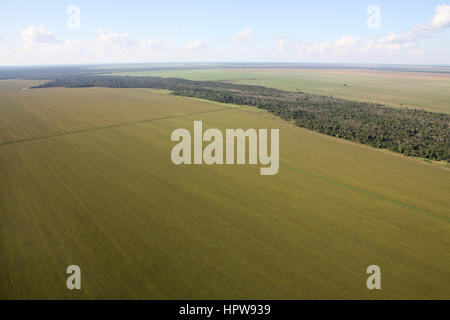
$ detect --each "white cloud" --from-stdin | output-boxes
[379,4,450,44]
[186,39,206,51]
[233,28,253,44]
[17,26,86,58]
[378,33,407,44]
[360,39,423,57]
[293,34,424,59]
[21,26,59,43]
[138,39,173,56]
[4,6,448,65]
[285,6,448,61]
[335,35,360,48]
[362,5,449,57]
[96,29,134,47]
[431,4,450,29]
[276,40,290,53]
[333,36,361,55]
[304,41,331,55]
[21,39,86,56]
[140,39,167,50]
[62,40,86,54]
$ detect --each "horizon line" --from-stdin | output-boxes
[1,61,450,68]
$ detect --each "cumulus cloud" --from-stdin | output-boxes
[360,39,423,57]
[62,40,86,54]
[233,28,253,44]
[138,39,174,56]
[301,41,331,55]
[292,5,448,59]
[361,5,449,57]
[379,4,450,44]
[7,6,448,65]
[335,35,360,48]
[21,26,59,43]
[186,39,206,51]
[140,39,171,51]
[294,35,423,58]
[430,4,450,29]
[333,35,361,54]
[96,28,134,47]
[95,29,174,57]
[276,40,290,53]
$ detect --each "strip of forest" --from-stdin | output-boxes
[34,76,450,162]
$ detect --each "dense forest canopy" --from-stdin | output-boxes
[34,76,450,162]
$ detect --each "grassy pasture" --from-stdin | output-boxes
[0,86,449,299]
[108,68,450,114]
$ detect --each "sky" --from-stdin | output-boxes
[0,0,449,66]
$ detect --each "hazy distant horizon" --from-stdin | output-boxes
[2,62,450,74]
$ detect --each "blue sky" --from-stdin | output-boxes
[0,0,449,65]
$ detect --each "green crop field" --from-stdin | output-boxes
[108,68,450,114]
[1,83,449,299]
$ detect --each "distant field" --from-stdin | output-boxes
[0,79,48,91]
[1,84,449,299]
[108,68,450,114]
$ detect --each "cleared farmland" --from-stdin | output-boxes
[1,86,449,299]
[109,68,450,114]
[0,87,220,144]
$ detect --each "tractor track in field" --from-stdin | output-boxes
[0,107,228,147]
